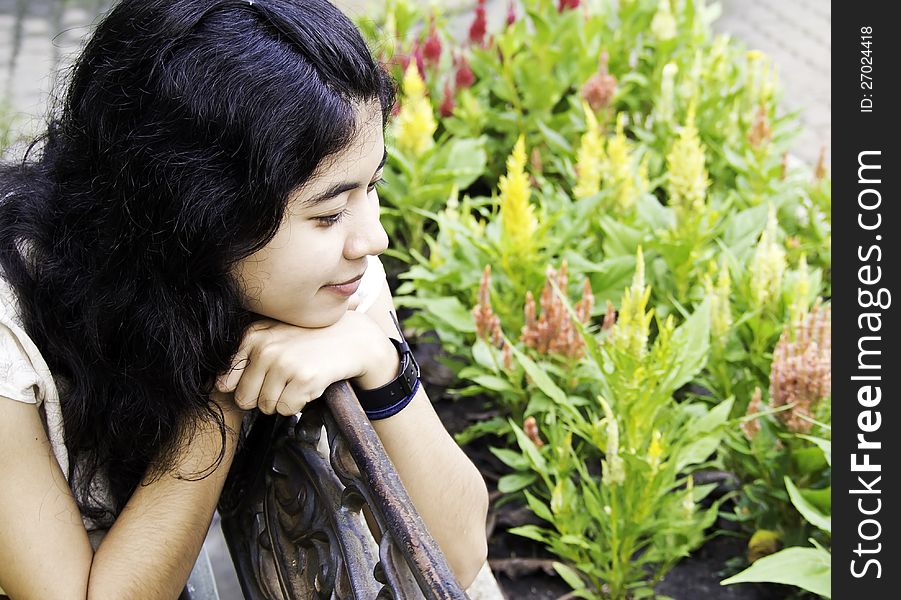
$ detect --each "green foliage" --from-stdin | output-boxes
[355,0,831,597]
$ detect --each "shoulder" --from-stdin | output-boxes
[0,278,44,405]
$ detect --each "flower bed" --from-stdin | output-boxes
[360,1,831,598]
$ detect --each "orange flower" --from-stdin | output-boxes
[741,387,763,441]
[769,301,831,433]
[602,299,616,331]
[748,103,772,148]
[521,261,593,359]
[814,144,829,180]
[472,265,503,346]
[524,416,545,448]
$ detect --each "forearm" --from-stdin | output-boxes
[370,386,489,588]
[87,399,243,600]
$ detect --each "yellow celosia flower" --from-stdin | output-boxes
[788,253,810,327]
[658,62,678,125]
[604,113,638,212]
[749,204,787,308]
[612,246,654,359]
[681,474,695,517]
[647,429,664,472]
[704,260,732,338]
[574,101,605,199]
[551,479,565,515]
[599,396,625,487]
[651,0,677,42]
[393,62,436,156]
[708,35,730,84]
[666,102,710,224]
[746,50,779,110]
[499,135,537,263]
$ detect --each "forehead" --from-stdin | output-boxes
[312,101,384,178]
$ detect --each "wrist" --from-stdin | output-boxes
[351,332,401,391]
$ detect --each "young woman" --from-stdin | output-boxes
[0,1,489,597]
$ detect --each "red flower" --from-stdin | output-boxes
[454,52,475,89]
[411,41,426,79]
[423,18,442,66]
[440,79,455,117]
[469,0,487,46]
[558,0,580,12]
[506,1,517,26]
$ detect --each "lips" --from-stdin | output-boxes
[328,271,366,287]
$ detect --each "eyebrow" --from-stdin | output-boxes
[299,146,387,209]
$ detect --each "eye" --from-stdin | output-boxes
[368,177,388,193]
[314,207,351,227]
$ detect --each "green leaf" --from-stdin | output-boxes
[393,296,476,333]
[636,193,675,231]
[490,447,530,471]
[523,490,554,523]
[553,562,587,590]
[676,398,734,471]
[536,119,574,156]
[454,417,508,445]
[797,434,832,467]
[498,472,537,493]
[506,344,567,405]
[469,374,514,393]
[801,486,832,515]
[510,420,548,474]
[432,137,487,188]
[509,524,550,544]
[721,546,831,598]
[662,298,711,394]
[793,446,829,474]
[785,477,831,534]
[471,338,499,373]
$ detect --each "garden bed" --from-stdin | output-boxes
[415,333,807,600]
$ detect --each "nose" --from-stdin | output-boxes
[345,192,389,260]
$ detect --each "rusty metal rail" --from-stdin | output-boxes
[218,381,469,600]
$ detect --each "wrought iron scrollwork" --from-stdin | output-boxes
[218,381,469,600]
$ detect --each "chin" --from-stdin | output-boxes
[293,306,347,329]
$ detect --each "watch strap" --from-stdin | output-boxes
[351,312,421,419]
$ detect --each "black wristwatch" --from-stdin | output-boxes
[351,311,421,419]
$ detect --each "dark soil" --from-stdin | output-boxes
[412,336,806,600]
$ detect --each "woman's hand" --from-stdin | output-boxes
[215,311,397,415]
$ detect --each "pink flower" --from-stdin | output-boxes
[506,1,517,26]
[423,18,442,66]
[454,52,475,89]
[558,0,581,12]
[580,50,617,112]
[440,79,455,117]
[469,0,487,46]
[411,41,426,79]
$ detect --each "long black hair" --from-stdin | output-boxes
[0,0,396,526]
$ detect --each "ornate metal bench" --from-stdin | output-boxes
[213,381,471,600]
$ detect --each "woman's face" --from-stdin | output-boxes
[233,101,389,328]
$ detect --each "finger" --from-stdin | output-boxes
[218,321,274,391]
[274,379,317,416]
[217,355,249,392]
[256,370,289,415]
[231,346,270,411]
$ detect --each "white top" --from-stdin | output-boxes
[0,253,387,533]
